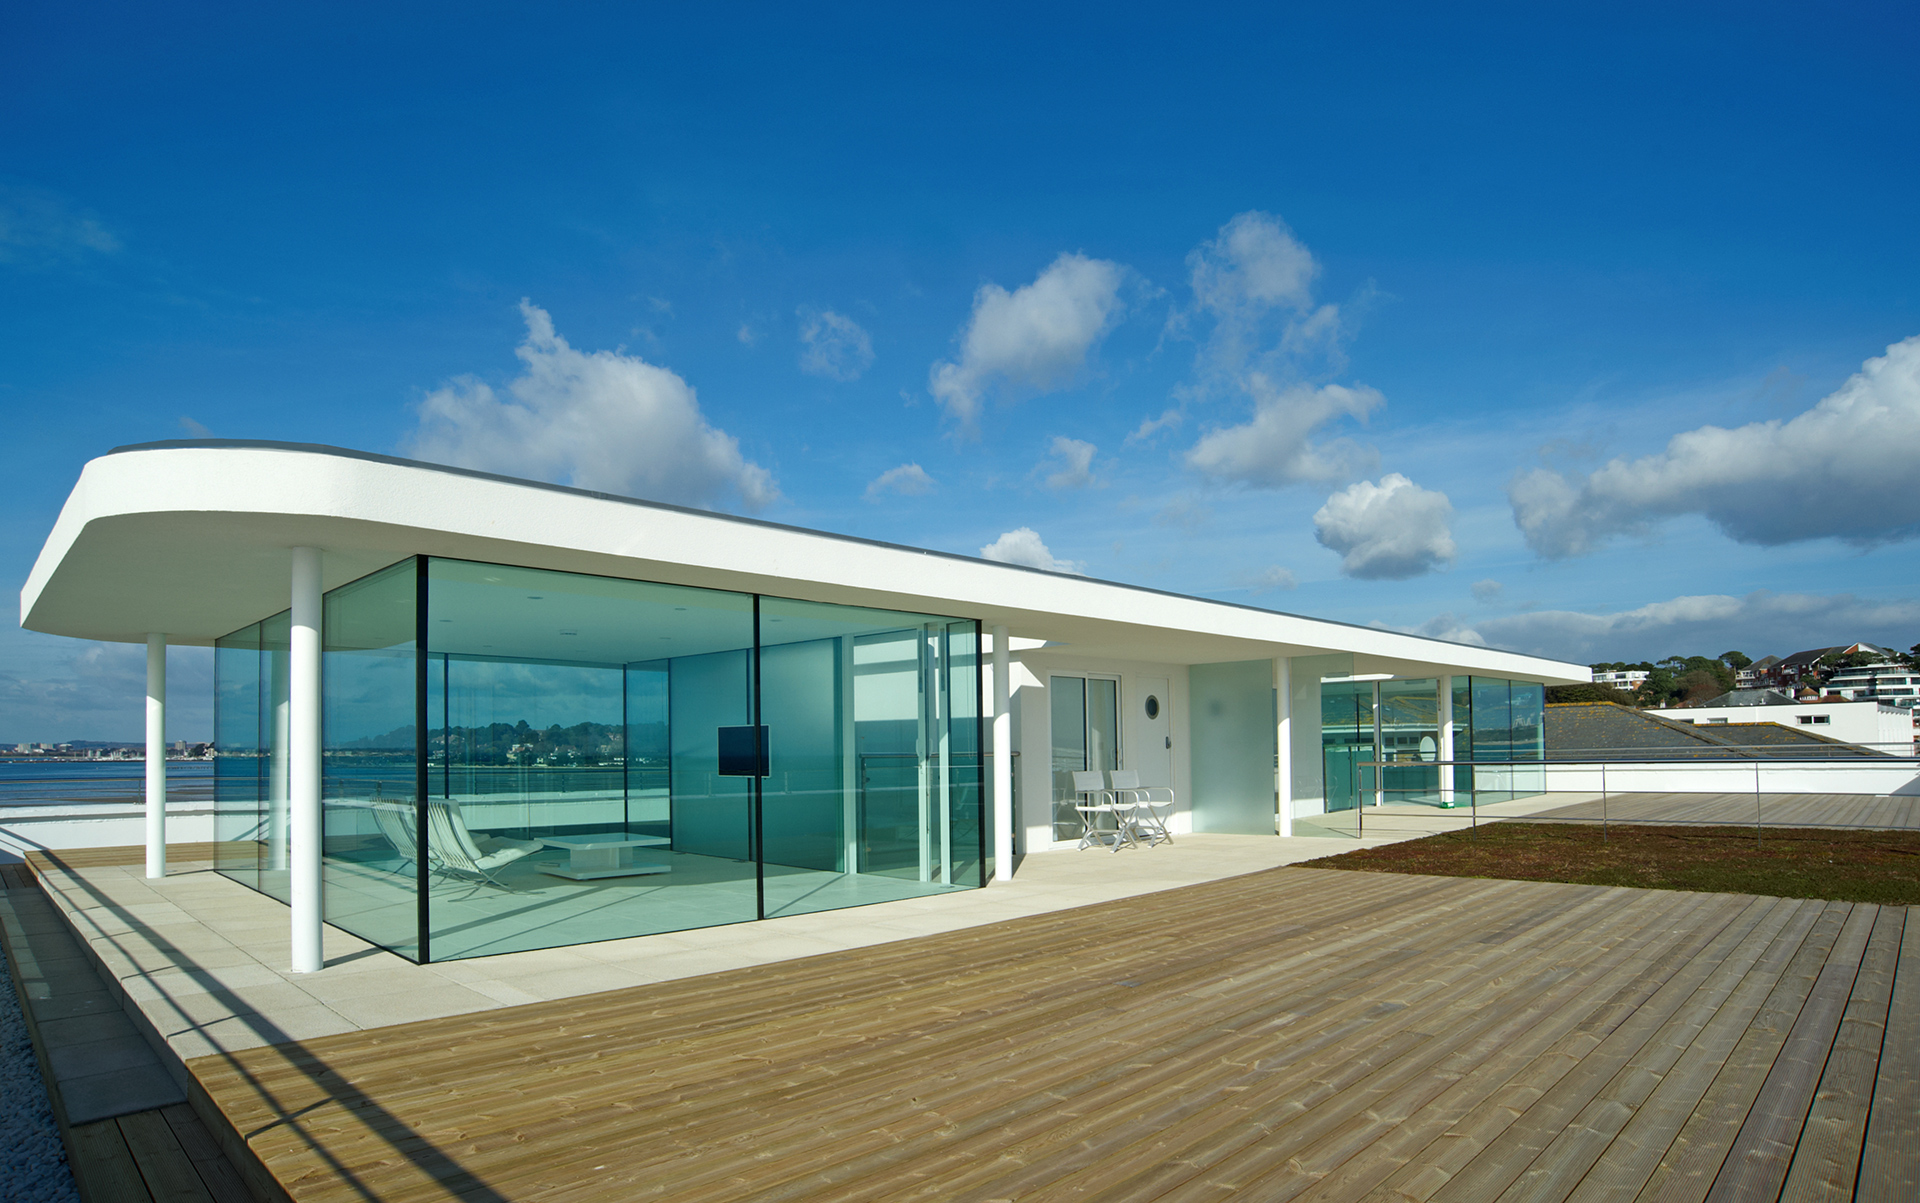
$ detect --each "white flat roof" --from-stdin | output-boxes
[20,442,1590,684]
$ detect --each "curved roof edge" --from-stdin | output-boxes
[24,441,1590,682]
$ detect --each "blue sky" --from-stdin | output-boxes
[4,2,1918,741]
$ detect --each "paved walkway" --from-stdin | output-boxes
[29,823,1498,1063]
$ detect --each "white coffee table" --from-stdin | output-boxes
[537,833,672,880]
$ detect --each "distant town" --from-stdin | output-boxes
[1580,641,1919,709]
[4,740,212,761]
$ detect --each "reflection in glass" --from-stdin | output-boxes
[209,554,989,961]
[322,561,419,959]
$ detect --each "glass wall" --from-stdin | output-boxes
[322,561,420,960]
[1456,676,1547,803]
[212,555,984,962]
[1048,676,1117,842]
[1319,675,1543,817]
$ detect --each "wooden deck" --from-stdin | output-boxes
[1528,791,1920,830]
[171,865,1918,1202]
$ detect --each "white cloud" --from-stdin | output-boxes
[405,300,778,512]
[1126,407,1183,444]
[0,185,120,263]
[736,323,758,346]
[1239,564,1298,593]
[864,463,935,500]
[1510,335,1920,557]
[1471,579,1504,603]
[797,308,874,381]
[1040,436,1097,489]
[1184,376,1382,486]
[979,527,1083,574]
[178,415,213,438]
[1427,590,1920,664]
[1183,211,1348,378]
[1313,474,1456,579]
[928,253,1127,428]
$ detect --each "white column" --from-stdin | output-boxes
[289,546,324,974]
[1438,675,1455,806]
[992,625,1012,880]
[1274,657,1293,838]
[145,634,167,878]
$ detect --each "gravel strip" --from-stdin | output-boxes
[0,939,80,1203]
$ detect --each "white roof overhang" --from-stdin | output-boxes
[21,442,1591,685]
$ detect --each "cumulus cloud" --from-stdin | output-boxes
[865,463,935,500]
[1239,564,1298,593]
[1510,335,1920,557]
[0,185,120,264]
[929,253,1127,429]
[1183,210,1348,378]
[1426,590,1920,664]
[1313,474,1456,579]
[979,527,1083,574]
[797,308,874,381]
[1184,376,1382,486]
[405,300,778,512]
[1040,437,1097,489]
[1471,579,1504,603]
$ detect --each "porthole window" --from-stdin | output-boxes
[1144,695,1161,720]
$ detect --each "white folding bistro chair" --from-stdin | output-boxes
[1107,769,1174,846]
[1072,769,1137,852]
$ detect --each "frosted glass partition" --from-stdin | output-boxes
[1189,660,1278,835]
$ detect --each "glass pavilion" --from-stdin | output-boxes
[213,557,983,962]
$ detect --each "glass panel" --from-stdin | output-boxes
[322,560,420,960]
[1319,680,1370,814]
[1452,676,1473,802]
[1469,677,1515,803]
[1050,677,1087,842]
[945,621,984,889]
[1286,652,1351,822]
[213,622,263,890]
[425,558,756,960]
[758,597,980,919]
[1509,680,1546,799]
[1189,660,1278,834]
[1380,679,1440,805]
[257,611,293,904]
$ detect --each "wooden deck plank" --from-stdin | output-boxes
[1630,901,1851,1203]
[153,865,1920,1203]
[115,1110,220,1203]
[1701,905,1877,1201]
[65,1116,157,1203]
[1857,902,1920,1200]
[1556,898,1821,1203]
[1778,906,1904,1201]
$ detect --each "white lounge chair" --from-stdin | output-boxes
[1072,769,1137,852]
[426,798,541,891]
[1107,769,1174,846]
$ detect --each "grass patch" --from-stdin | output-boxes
[1296,822,1920,905]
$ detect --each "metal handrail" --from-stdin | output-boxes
[1353,753,1920,845]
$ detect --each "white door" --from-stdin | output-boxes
[1132,676,1172,788]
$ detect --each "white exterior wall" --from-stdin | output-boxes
[1542,760,1920,796]
[1644,700,1916,753]
[1009,651,1193,851]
